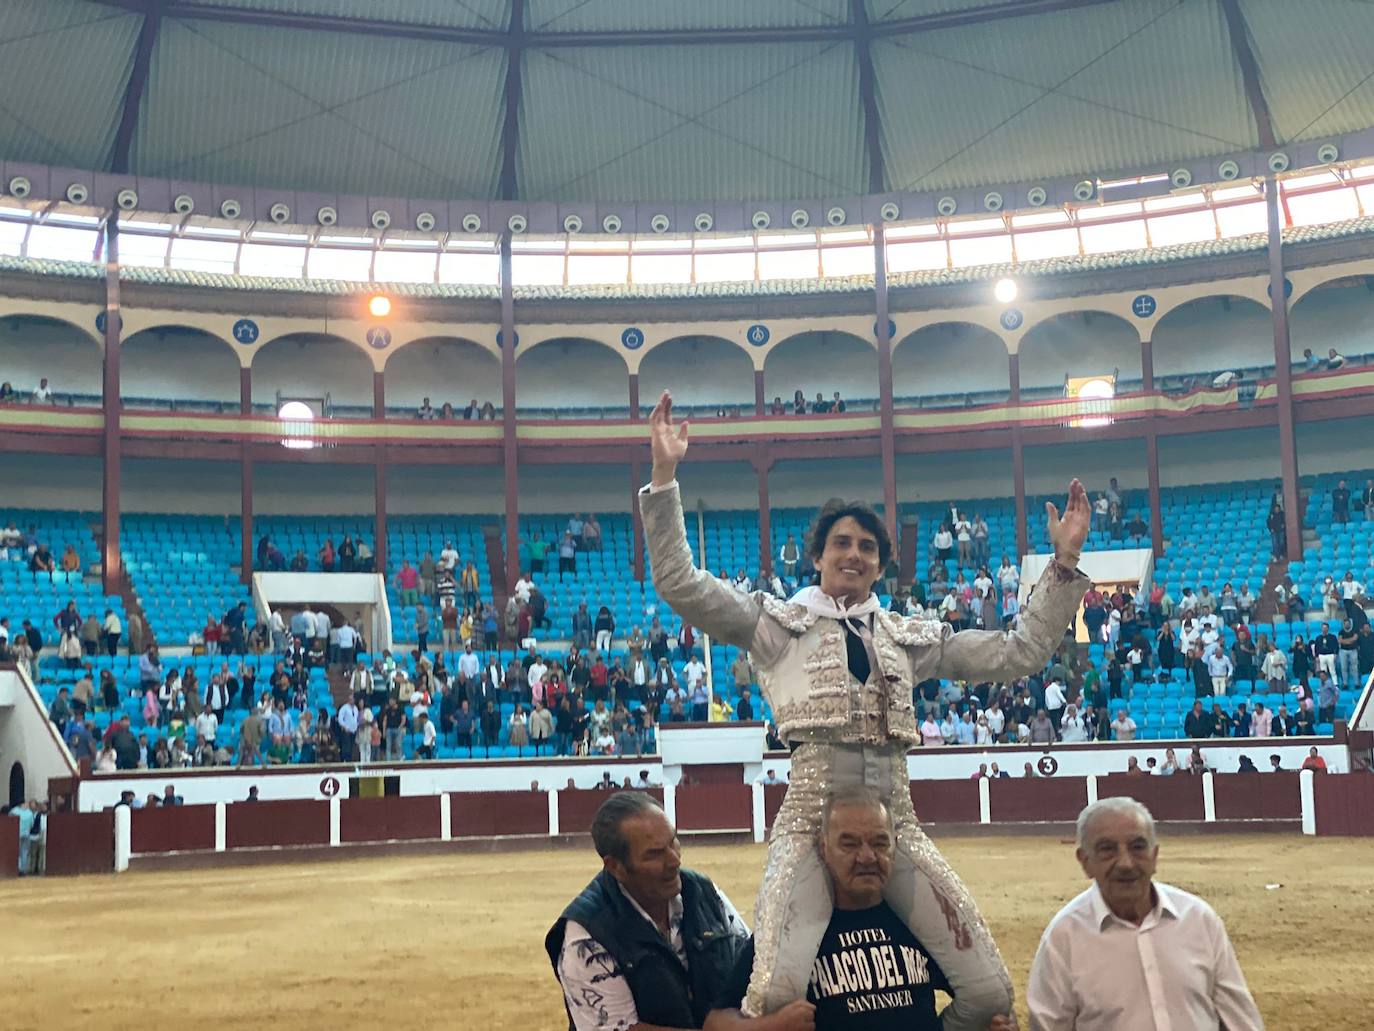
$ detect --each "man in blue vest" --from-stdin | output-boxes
[547,791,749,1029]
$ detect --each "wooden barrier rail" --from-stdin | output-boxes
[21,772,1366,876]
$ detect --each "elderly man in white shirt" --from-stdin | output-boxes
[1027,798,1262,1031]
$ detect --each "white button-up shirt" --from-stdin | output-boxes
[1028,880,1263,1031]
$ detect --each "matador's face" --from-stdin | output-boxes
[816,516,881,603]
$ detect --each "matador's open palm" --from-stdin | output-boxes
[1046,477,1090,566]
[650,390,689,486]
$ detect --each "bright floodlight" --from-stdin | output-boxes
[277,400,316,450]
[993,278,1018,303]
[368,295,392,318]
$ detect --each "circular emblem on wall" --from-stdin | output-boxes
[1266,278,1294,299]
[232,318,260,345]
[873,318,897,340]
[1036,754,1059,777]
[621,327,644,350]
[366,326,392,349]
[746,324,770,347]
[94,311,124,334]
[319,776,341,797]
[496,330,520,349]
[1000,308,1024,331]
[1130,294,1157,319]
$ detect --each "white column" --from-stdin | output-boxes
[1085,775,1099,806]
[329,796,341,846]
[548,789,560,836]
[1299,769,1316,835]
[1202,771,1216,823]
[214,802,227,852]
[440,793,452,842]
[977,776,991,824]
[113,805,131,873]
[662,781,677,827]
[751,782,766,844]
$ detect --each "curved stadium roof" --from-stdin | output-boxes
[3,0,1374,208]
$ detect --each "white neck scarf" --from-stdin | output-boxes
[788,585,882,621]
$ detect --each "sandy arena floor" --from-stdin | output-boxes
[1,833,1370,1030]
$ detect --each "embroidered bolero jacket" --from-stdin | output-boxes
[640,482,1089,747]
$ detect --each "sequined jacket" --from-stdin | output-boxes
[641,482,1089,746]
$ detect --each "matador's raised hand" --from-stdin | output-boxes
[1046,477,1090,568]
[649,390,689,487]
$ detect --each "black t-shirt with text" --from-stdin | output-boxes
[713,902,946,1029]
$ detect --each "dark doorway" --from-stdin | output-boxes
[8,761,24,808]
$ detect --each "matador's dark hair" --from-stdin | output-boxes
[806,498,892,571]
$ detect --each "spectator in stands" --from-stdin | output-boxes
[529,584,551,632]
[416,397,436,420]
[318,538,336,572]
[1110,708,1136,741]
[1233,702,1252,738]
[1295,705,1317,735]
[508,703,529,749]
[460,560,481,610]
[1272,703,1296,737]
[1265,498,1288,560]
[778,533,800,579]
[1338,571,1365,622]
[1248,700,1272,737]
[582,514,602,552]
[1184,701,1212,739]
[594,605,616,653]
[1359,623,1374,678]
[1301,746,1328,773]
[1030,709,1055,744]
[1332,478,1352,523]
[1335,619,1359,692]
[557,531,578,574]
[1059,704,1088,743]
[1326,348,1347,370]
[1205,646,1233,696]
[31,377,53,404]
[1312,622,1339,684]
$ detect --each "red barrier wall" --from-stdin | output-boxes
[911,779,981,824]
[989,777,1088,823]
[763,784,788,830]
[340,795,441,844]
[225,799,329,849]
[131,805,217,854]
[1313,774,1374,836]
[1212,772,1302,821]
[1098,774,1205,820]
[46,811,115,875]
[676,784,752,832]
[557,788,665,836]
[453,791,549,837]
[0,817,18,878]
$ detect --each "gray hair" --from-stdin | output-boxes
[590,791,665,863]
[1075,797,1156,851]
[820,784,892,837]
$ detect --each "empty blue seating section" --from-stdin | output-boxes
[122,514,253,646]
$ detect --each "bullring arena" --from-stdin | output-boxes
[4,1,1374,1029]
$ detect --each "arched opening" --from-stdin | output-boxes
[384,337,500,419]
[251,333,374,416]
[122,326,241,411]
[1290,276,1374,370]
[514,337,627,415]
[637,336,753,416]
[0,315,102,405]
[1017,311,1139,399]
[1151,296,1273,387]
[8,761,23,809]
[892,322,1009,407]
[763,331,877,412]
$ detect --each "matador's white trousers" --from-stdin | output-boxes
[744,741,1015,1030]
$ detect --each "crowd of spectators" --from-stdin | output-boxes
[767,389,848,416]
[415,397,497,421]
[0,376,57,405]
[253,533,376,573]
